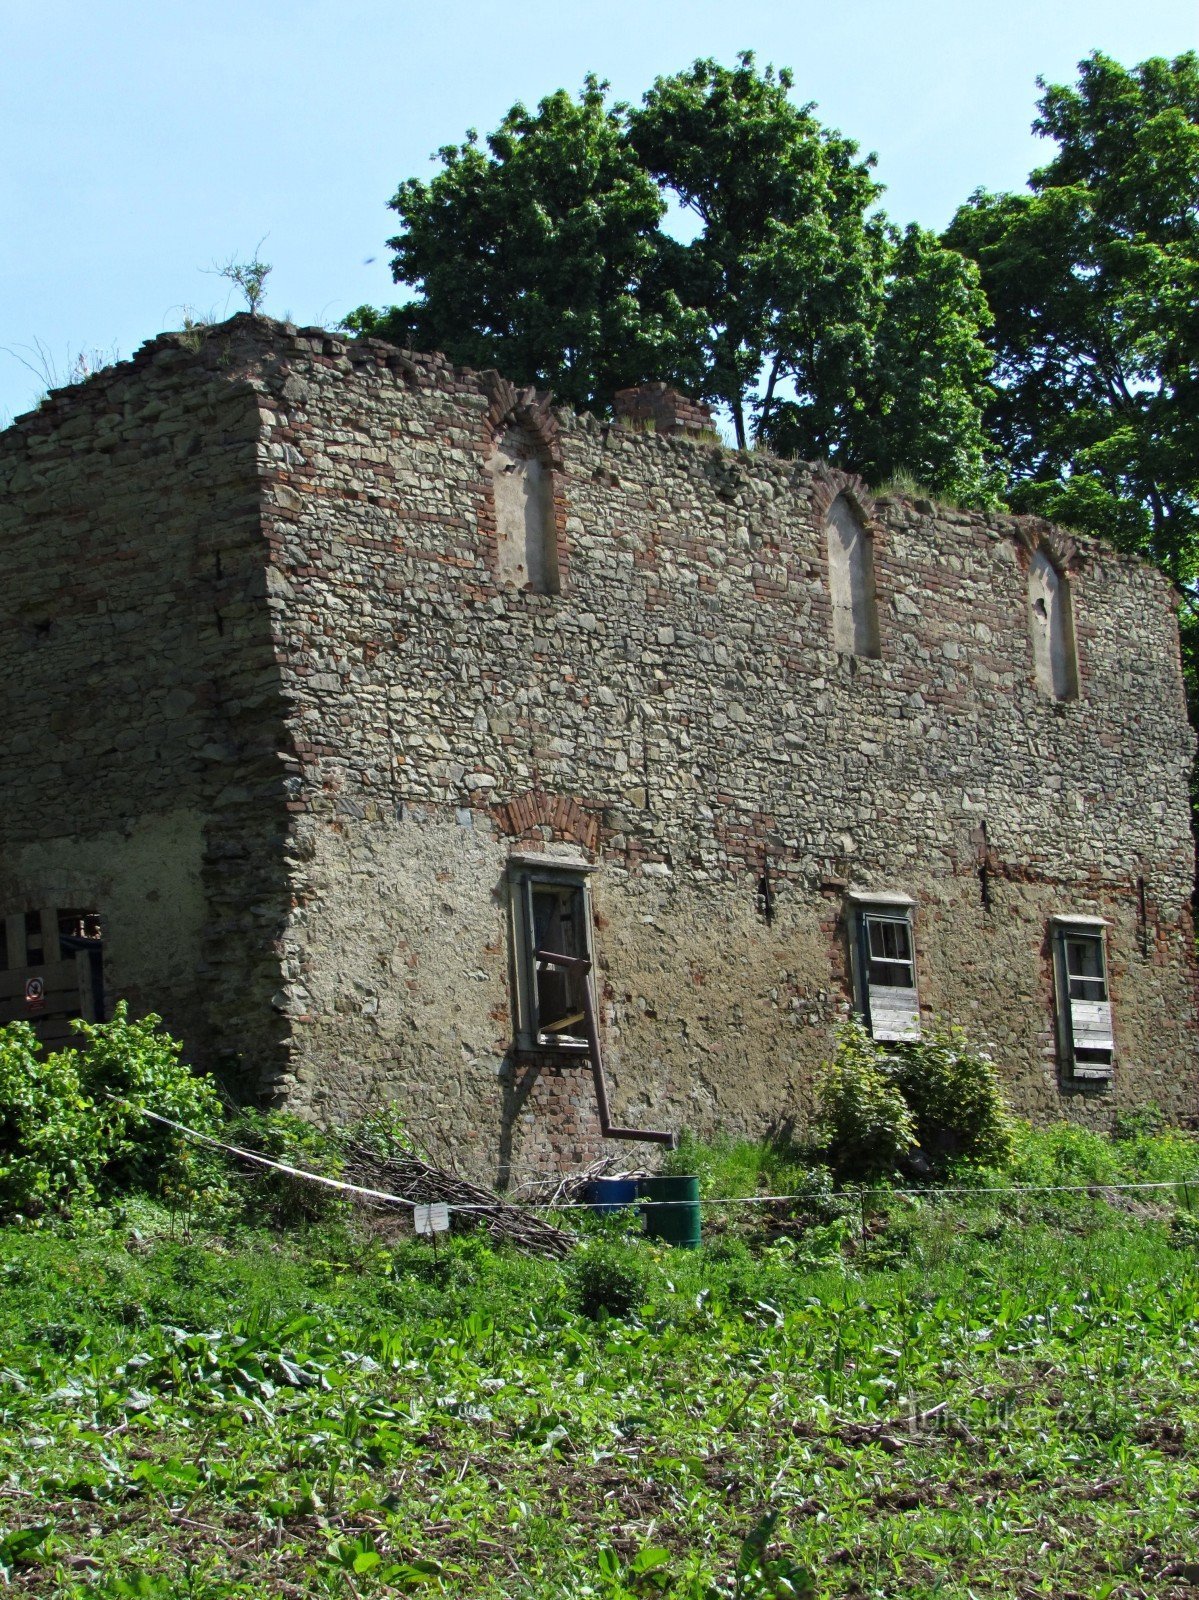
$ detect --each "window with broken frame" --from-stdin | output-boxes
[1051,916,1114,1079]
[509,859,596,1051]
[847,893,921,1042]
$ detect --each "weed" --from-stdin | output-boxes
[1115,1102,1166,1140]
[214,241,272,314]
[568,1240,646,1319]
[224,1108,347,1229]
[1170,1209,1199,1249]
[2,1121,1199,1596]
[1,336,121,409]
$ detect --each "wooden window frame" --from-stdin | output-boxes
[847,891,921,1042]
[1051,915,1114,1079]
[509,858,596,1053]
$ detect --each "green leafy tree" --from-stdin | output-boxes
[628,53,886,451]
[356,53,998,498]
[761,224,1002,504]
[945,50,1199,584]
[347,76,701,413]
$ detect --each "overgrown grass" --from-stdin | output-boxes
[3,1125,1199,1597]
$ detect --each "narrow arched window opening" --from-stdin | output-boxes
[825,494,880,658]
[486,427,559,595]
[1028,549,1078,701]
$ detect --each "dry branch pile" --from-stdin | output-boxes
[343,1139,575,1259]
[513,1155,650,1209]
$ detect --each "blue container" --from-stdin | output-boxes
[584,1177,639,1215]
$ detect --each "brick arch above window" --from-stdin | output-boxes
[1011,517,1081,578]
[808,464,881,541]
[482,372,563,469]
[491,789,600,855]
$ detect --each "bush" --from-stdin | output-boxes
[816,1018,1013,1184]
[225,1109,347,1228]
[568,1242,646,1320]
[890,1024,1014,1178]
[0,1004,222,1219]
[816,1018,916,1182]
[0,1025,95,1215]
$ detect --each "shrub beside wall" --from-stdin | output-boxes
[0,1004,222,1219]
[818,1019,1013,1183]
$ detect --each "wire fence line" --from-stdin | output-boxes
[126,1101,1199,1219]
[130,1103,419,1211]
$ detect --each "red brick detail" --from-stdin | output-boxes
[507,1059,605,1173]
[809,464,880,538]
[1011,518,1082,576]
[614,383,714,437]
[491,790,600,854]
[481,372,562,468]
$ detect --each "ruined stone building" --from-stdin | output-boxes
[1,314,1196,1180]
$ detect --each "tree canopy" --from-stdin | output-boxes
[627,54,886,452]
[345,76,702,414]
[353,47,1197,536]
[759,223,1001,504]
[351,54,999,504]
[946,50,1199,588]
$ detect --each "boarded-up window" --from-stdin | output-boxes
[825,494,880,658]
[1028,549,1078,701]
[510,861,593,1050]
[848,895,921,1041]
[1052,917,1113,1078]
[486,428,559,595]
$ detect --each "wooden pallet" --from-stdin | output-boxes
[0,906,103,1046]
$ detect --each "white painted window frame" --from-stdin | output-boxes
[846,890,921,1042]
[1051,914,1114,1080]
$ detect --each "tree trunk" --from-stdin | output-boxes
[732,392,747,452]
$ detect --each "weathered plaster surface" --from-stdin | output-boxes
[0,333,292,1080]
[1,315,1195,1183]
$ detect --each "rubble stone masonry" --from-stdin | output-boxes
[1,315,1195,1183]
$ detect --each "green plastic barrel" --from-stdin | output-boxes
[638,1175,702,1248]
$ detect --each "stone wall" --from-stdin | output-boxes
[0,330,293,1082]
[2,315,1195,1185]
[231,318,1197,1177]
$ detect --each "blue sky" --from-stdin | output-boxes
[2,0,1195,424]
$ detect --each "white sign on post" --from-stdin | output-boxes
[413,1202,450,1236]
